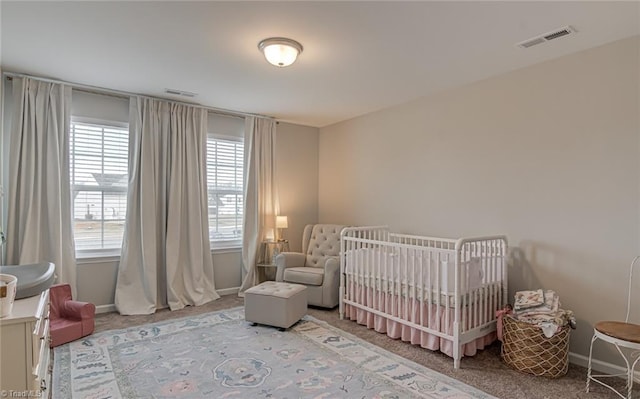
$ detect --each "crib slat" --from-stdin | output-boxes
[427,248,432,330]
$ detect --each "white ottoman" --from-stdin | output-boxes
[245,281,307,330]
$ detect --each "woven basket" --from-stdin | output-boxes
[501,315,570,378]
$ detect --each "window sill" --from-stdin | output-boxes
[210,240,242,252]
[76,253,121,264]
[211,245,242,254]
[76,246,241,263]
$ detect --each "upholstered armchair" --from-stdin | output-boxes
[50,283,96,347]
[275,224,345,308]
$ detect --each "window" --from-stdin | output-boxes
[206,136,244,245]
[69,120,129,253]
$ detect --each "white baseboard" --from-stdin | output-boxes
[217,287,240,296]
[95,287,240,315]
[96,304,117,314]
[570,352,640,383]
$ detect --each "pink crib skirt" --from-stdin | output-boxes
[344,282,496,358]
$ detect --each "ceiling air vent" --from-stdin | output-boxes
[519,37,546,48]
[517,26,576,49]
[164,88,197,98]
[544,28,572,41]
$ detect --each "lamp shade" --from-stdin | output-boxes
[276,216,288,229]
[258,37,303,67]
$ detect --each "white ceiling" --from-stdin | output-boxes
[1,1,638,127]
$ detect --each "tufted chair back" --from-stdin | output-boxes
[302,224,344,268]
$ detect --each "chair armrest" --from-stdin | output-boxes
[275,252,306,282]
[63,300,96,321]
[324,257,340,278]
[322,257,341,307]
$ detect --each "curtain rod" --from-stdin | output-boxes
[3,71,274,121]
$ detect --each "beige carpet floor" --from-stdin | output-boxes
[90,295,633,399]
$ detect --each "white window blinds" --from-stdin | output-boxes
[69,120,129,252]
[206,136,244,243]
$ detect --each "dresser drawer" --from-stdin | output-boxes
[33,317,50,378]
[31,343,51,394]
[31,290,50,379]
[35,290,51,394]
[33,290,50,335]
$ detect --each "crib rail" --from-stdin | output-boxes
[455,236,509,336]
[340,226,389,318]
[391,232,457,250]
[339,226,508,369]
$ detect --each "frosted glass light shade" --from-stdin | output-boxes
[258,38,303,67]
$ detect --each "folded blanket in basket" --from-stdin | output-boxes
[515,309,576,337]
[510,290,575,337]
[514,289,545,310]
[516,290,559,316]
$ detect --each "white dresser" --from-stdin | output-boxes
[0,290,51,396]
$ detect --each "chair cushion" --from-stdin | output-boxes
[595,321,640,344]
[245,281,307,299]
[51,318,84,347]
[284,267,324,286]
[305,224,343,268]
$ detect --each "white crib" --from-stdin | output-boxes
[339,226,507,369]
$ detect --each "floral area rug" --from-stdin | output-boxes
[53,307,495,398]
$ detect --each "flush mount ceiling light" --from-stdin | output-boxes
[258,37,303,67]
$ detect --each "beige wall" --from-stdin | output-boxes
[0,68,4,264]
[275,122,319,252]
[77,250,243,309]
[319,36,640,367]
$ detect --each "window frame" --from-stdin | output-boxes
[206,133,245,250]
[69,117,130,258]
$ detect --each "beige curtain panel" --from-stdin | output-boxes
[239,116,278,294]
[6,77,77,295]
[115,97,218,315]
